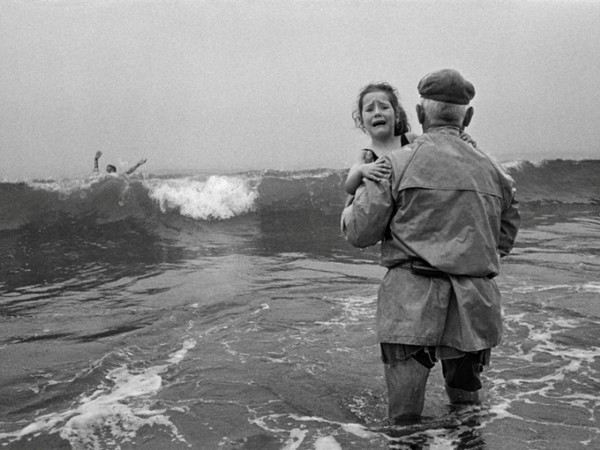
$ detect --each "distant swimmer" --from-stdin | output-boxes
[93,151,147,176]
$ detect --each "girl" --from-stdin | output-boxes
[344,82,416,195]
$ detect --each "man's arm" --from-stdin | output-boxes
[481,151,521,257]
[499,189,520,256]
[498,171,521,256]
[125,158,147,175]
[341,177,394,248]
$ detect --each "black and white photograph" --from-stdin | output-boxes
[1,1,599,449]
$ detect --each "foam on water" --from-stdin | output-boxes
[2,159,599,231]
[486,304,600,439]
[148,175,258,220]
[314,436,342,449]
[0,338,196,449]
[245,406,500,450]
[281,428,309,450]
[248,412,373,449]
[316,295,376,328]
[27,177,103,194]
[2,160,600,448]
[512,282,600,294]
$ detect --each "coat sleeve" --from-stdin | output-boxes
[498,172,521,257]
[341,178,394,248]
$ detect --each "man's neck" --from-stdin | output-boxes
[422,124,462,134]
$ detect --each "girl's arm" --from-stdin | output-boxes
[345,164,365,195]
[345,149,373,195]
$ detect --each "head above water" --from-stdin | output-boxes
[353,82,410,137]
[106,164,117,173]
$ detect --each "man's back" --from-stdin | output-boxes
[382,126,518,276]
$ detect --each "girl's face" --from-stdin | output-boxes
[361,91,397,140]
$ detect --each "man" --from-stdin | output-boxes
[93,151,147,176]
[341,69,520,423]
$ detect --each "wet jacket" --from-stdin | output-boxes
[341,127,520,351]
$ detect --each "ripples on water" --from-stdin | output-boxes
[1,187,600,448]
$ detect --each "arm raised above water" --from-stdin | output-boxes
[125,158,147,175]
[93,151,102,173]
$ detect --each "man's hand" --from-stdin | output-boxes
[94,151,102,160]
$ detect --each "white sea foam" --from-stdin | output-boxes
[502,159,554,170]
[341,423,378,438]
[511,282,600,294]
[26,176,121,196]
[279,168,338,180]
[250,412,378,448]
[0,339,197,449]
[149,175,258,220]
[249,407,508,450]
[281,428,308,450]
[501,160,528,171]
[314,435,342,449]
[495,309,600,424]
[580,282,600,293]
[168,338,196,364]
[316,295,376,328]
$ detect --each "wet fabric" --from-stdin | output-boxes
[380,343,491,364]
[376,265,502,351]
[381,343,489,391]
[381,344,438,369]
[341,126,520,352]
[342,127,520,272]
[442,351,487,391]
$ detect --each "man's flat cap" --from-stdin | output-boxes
[418,69,475,105]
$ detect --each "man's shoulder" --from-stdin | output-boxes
[384,146,416,166]
[391,139,423,156]
[412,129,482,157]
[386,137,430,164]
[380,145,422,187]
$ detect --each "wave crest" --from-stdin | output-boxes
[2,160,599,231]
[148,175,258,221]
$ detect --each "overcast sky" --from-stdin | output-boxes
[1,0,599,179]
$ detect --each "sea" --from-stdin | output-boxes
[1,159,599,450]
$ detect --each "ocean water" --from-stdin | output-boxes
[1,159,599,450]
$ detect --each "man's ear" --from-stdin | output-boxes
[463,106,474,128]
[416,103,425,124]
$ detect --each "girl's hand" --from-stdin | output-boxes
[361,159,391,183]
